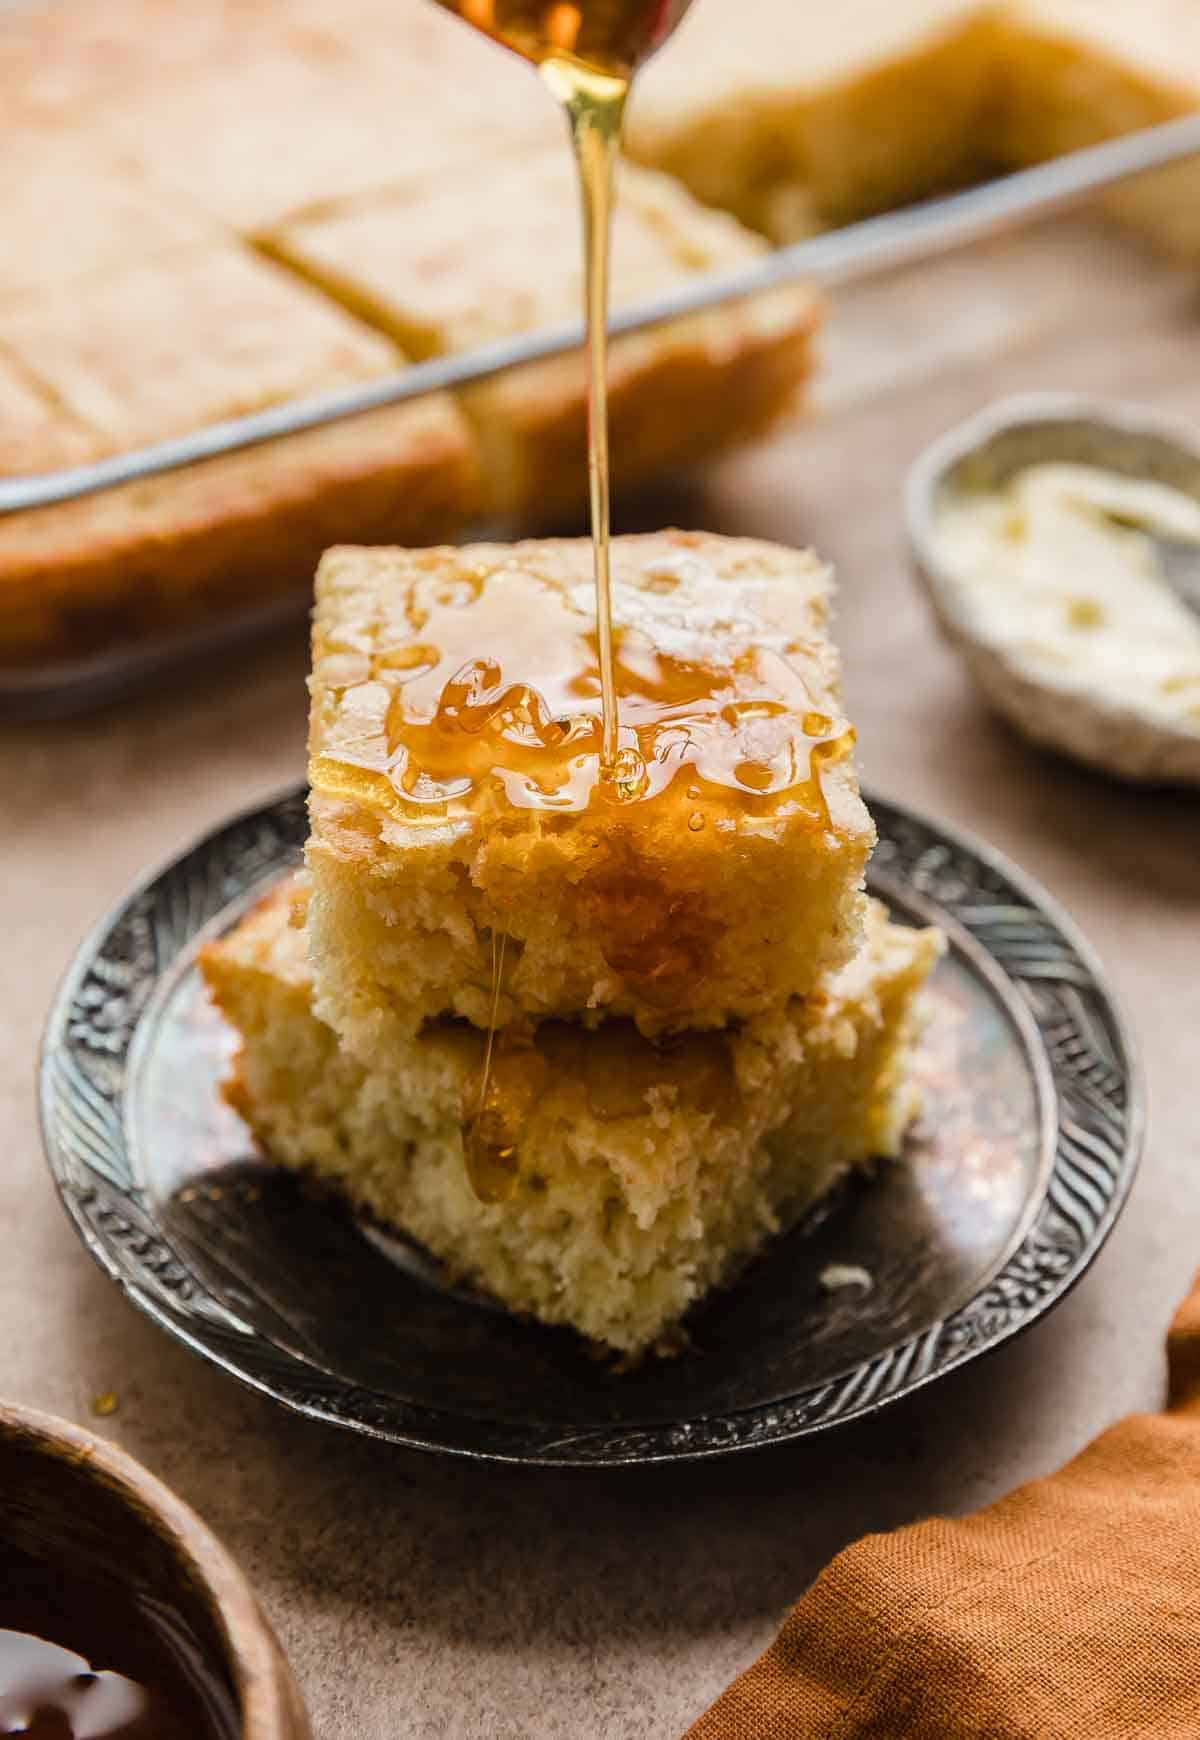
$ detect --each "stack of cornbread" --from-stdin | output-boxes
[5,0,1197,680]
[202,531,942,1355]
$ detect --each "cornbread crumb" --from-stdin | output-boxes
[202,882,942,1355]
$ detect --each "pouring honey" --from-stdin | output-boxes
[429,0,695,773]
[427,0,696,1198]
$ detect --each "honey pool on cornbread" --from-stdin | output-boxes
[305,531,875,1058]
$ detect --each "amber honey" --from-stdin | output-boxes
[430,0,694,82]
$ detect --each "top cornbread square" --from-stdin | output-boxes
[305,532,874,1057]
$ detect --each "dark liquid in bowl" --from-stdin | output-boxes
[0,1548,235,1740]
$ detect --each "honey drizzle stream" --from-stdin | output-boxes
[542,57,627,773]
[465,930,517,1202]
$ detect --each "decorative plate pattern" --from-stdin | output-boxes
[39,787,1142,1466]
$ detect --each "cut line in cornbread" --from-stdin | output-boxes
[0,355,100,479]
[267,151,820,519]
[99,27,558,234]
[0,404,480,670]
[305,531,875,1056]
[201,880,942,1356]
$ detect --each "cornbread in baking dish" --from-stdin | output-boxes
[269,153,820,520]
[629,0,1200,245]
[994,0,1200,257]
[626,0,1001,239]
[0,127,219,300]
[305,532,875,1053]
[0,358,98,479]
[202,882,941,1356]
[0,406,479,670]
[6,0,1200,682]
[0,249,479,668]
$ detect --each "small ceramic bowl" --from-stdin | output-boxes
[906,392,1200,785]
[0,1402,311,1739]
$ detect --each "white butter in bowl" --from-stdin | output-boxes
[907,395,1200,786]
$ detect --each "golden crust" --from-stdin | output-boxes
[270,153,820,516]
[0,0,300,125]
[626,0,998,237]
[994,1,1200,257]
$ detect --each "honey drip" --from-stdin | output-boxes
[464,931,520,1202]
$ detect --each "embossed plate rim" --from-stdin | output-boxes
[39,783,1144,1466]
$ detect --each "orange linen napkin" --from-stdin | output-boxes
[688,1277,1200,1739]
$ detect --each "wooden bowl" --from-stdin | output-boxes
[0,1401,311,1739]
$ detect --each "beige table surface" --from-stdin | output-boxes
[2,214,1199,1739]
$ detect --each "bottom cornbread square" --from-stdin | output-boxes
[201,881,941,1358]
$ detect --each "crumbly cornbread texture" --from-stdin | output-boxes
[202,882,941,1355]
[268,152,819,518]
[305,532,876,1054]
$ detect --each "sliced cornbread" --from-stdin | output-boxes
[201,881,940,1355]
[0,250,480,668]
[270,152,819,518]
[0,407,479,670]
[305,532,875,1052]
[995,1,1200,257]
[627,0,1001,239]
[1,0,301,126]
